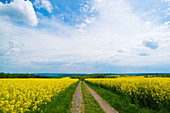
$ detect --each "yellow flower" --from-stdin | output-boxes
[0,78,78,112]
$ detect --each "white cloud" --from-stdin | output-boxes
[6,40,21,56]
[76,23,87,32]
[138,53,149,56]
[117,49,125,53]
[143,39,159,49]
[0,0,38,26]
[80,4,90,13]
[85,17,96,24]
[162,0,170,3]
[161,0,170,16]
[34,0,53,13]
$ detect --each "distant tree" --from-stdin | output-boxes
[70,75,87,81]
[0,72,49,78]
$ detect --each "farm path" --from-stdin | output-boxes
[83,82,119,113]
[71,81,85,113]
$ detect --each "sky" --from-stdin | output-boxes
[0,0,170,73]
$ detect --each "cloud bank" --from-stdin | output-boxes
[0,0,170,73]
[0,0,38,26]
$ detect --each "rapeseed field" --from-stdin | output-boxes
[0,78,78,113]
[86,77,170,110]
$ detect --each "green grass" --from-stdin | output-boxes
[85,81,169,113]
[32,81,79,113]
[81,82,104,113]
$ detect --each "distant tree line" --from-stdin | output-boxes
[70,74,118,81]
[70,73,170,80]
[0,72,49,78]
[144,74,170,78]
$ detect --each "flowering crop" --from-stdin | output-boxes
[85,77,170,110]
[0,78,78,113]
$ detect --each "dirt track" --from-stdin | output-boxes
[71,81,118,113]
[71,81,84,113]
[83,82,119,113]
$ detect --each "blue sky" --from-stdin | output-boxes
[0,0,170,73]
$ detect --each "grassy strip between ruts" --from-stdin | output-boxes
[31,81,79,113]
[85,81,169,113]
[81,82,104,113]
